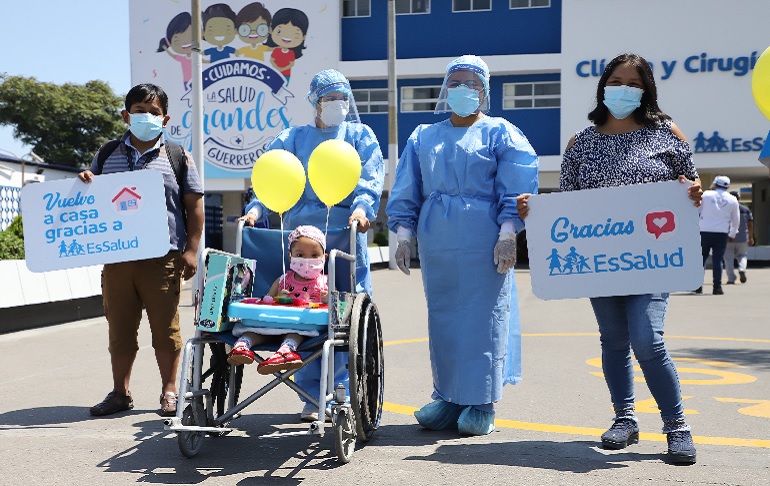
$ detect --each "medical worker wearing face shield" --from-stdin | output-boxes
[242,69,385,421]
[386,55,539,435]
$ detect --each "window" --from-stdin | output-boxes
[401,85,442,112]
[453,0,491,12]
[503,81,560,109]
[510,0,550,8]
[353,88,389,114]
[396,0,430,14]
[342,0,371,17]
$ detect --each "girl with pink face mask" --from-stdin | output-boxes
[228,225,328,374]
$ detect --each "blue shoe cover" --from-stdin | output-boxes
[414,399,463,430]
[457,406,495,436]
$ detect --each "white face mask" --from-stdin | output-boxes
[290,257,325,279]
[319,100,349,126]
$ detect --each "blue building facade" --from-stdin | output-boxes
[341,1,562,159]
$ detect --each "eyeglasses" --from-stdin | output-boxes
[238,23,269,37]
[320,94,349,103]
[448,79,483,90]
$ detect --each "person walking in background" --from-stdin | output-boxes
[386,55,538,436]
[697,175,739,295]
[724,190,754,284]
[520,53,702,463]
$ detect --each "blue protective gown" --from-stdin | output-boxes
[252,121,385,404]
[386,117,538,405]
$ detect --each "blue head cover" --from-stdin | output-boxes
[446,55,490,96]
[435,54,491,114]
[306,69,353,106]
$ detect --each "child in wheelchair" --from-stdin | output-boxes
[227,225,329,374]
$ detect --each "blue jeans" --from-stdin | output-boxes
[700,231,729,288]
[589,293,684,420]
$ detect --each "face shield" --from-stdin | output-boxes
[434,57,490,116]
[314,85,361,128]
[307,71,361,128]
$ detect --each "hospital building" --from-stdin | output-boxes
[3,0,769,260]
[336,0,770,260]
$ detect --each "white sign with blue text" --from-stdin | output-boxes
[21,171,170,272]
[525,181,702,300]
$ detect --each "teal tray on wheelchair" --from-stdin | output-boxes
[227,300,329,332]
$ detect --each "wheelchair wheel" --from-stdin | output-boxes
[333,408,356,464]
[178,402,205,458]
[348,293,384,442]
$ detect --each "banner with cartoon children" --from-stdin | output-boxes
[129,1,338,178]
[524,181,704,300]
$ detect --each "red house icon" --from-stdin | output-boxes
[112,187,142,212]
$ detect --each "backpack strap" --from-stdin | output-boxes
[94,139,122,175]
[163,140,188,191]
[163,140,189,226]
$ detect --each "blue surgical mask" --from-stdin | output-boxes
[129,113,165,141]
[603,85,643,120]
[446,86,481,117]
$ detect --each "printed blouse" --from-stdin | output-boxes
[560,120,698,192]
[278,270,327,303]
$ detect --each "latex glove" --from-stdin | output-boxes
[395,234,412,276]
[493,232,517,274]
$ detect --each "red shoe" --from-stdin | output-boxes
[227,344,255,365]
[257,350,303,375]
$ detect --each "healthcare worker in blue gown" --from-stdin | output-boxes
[241,69,385,422]
[386,55,539,435]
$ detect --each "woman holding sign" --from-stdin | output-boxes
[386,55,539,436]
[242,69,385,422]
[520,53,702,464]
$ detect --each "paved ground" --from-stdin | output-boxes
[1,265,768,485]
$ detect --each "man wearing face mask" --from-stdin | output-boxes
[386,55,539,435]
[241,69,385,422]
[78,83,204,418]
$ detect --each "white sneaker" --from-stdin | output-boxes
[300,404,331,422]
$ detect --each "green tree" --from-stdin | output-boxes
[6,214,23,240]
[0,74,125,168]
[0,231,24,260]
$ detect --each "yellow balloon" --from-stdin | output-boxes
[308,139,362,206]
[751,46,770,121]
[250,149,306,213]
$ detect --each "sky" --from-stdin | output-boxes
[0,0,133,160]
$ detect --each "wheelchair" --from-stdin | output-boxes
[164,222,384,463]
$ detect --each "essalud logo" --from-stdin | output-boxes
[181,59,295,173]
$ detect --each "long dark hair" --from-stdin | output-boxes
[588,53,671,127]
[264,8,309,60]
[157,12,192,52]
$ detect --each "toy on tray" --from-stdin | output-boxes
[237,296,328,309]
